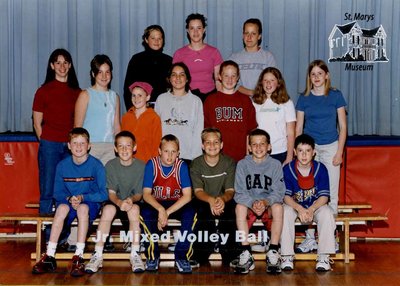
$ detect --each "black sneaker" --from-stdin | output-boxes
[104,240,115,252]
[32,254,57,274]
[266,249,282,274]
[70,255,85,277]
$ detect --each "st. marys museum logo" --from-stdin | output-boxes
[328,20,389,71]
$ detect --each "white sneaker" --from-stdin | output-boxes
[234,250,255,274]
[335,241,340,253]
[281,255,294,271]
[130,254,145,273]
[295,237,318,253]
[85,253,103,273]
[266,249,281,273]
[316,254,333,271]
[168,243,176,252]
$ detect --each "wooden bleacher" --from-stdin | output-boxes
[0,202,387,263]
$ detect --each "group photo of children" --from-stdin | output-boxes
[31,12,347,277]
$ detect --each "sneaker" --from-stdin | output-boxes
[234,250,255,274]
[189,259,200,269]
[145,257,160,272]
[124,242,145,253]
[168,243,176,252]
[130,254,145,273]
[104,240,115,252]
[229,258,238,268]
[266,249,281,274]
[58,241,77,252]
[70,255,85,277]
[85,253,103,274]
[281,255,294,271]
[251,241,268,253]
[32,254,57,274]
[295,237,318,253]
[316,254,333,271]
[175,259,192,274]
[335,241,340,253]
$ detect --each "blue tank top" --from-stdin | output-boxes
[83,87,117,142]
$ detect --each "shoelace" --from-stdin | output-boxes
[268,251,280,265]
[131,255,142,265]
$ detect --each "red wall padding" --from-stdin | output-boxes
[0,142,39,214]
[345,146,399,238]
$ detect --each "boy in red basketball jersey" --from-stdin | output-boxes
[141,134,196,274]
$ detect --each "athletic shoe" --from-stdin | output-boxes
[104,240,115,252]
[123,242,145,253]
[295,237,318,253]
[251,241,268,253]
[145,257,160,272]
[168,243,176,252]
[229,258,239,268]
[335,241,340,253]
[175,259,192,274]
[316,254,333,271]
[234,250,255,274]
[189,260,200,269]
[70,255,85,277]
[281,255,294,271]
[266,249,281,274]
[85,253,103,274]
[130,254,145,273]
[32,254,57,274]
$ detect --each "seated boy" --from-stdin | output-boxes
[234,128,285,274]
[281,134,335,271]
[85,131,146,274]
[141,134,196,274]
[190,128,239,266]
[32,127,107,277]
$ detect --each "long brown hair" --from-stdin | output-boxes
[253,67,289,105]
[303,59,332,96]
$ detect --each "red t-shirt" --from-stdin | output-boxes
[204,91,258,162]
[32,80,80,142]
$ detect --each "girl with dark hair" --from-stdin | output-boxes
[155,62,203,162]
[173,13,223,102]
[32,48,81,214]
[75,54,121,165]
[123,25,172,110]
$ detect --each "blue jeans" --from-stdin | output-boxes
[38,139,69,214]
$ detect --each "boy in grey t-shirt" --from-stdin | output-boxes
[85,131,146,274]
[234,128,285,274]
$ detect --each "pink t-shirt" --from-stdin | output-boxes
[173,44,223,94]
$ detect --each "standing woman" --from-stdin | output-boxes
[173,13,223,102]
[253,67,296,166]
[296,59,347,216]
[33,49,81,215]
[123,25,172,110]
[75,54,121,165]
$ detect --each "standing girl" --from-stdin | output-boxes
[33,49,81,215]
[204,60,257,162]
[173,13,223,102]
[75,54,121,165]
[252,67,296,165]
[295,59,347,253]
[155,62,203,162]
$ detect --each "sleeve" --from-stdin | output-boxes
[283,164,295,197]
[285,100,297,123]
[335,90,347,108]
[83,162,108,203]
[212,47,224,67]
[152,113,163,158]
[123,56,137,109]
[246,98,258,132]
[105,161,117,192]
[233,161,253,208]
[296,94,305,111]
[268,163,286,205]
[143,159,155,189]
[315,162,330,198]
[32,87,45,112]
[190,159,204,190]
[191,99,204,159]
[53,162,69,204]
[178,161,192,189]
[130,163,145,196]
[172,48,183,64]
[224,157,236,191]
